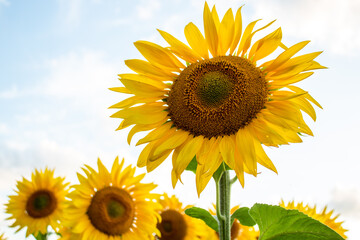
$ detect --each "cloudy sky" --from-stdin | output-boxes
[1,0,360,239]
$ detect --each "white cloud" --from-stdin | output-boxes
[0,0,9,6]
[0,86,20,99]
[250,0,360,55]
[0,123,8,134]
[56,0,83,28]
[136,0,161,20]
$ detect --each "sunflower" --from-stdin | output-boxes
[203,205,259,240]
[155,193,207,240]
[65,157,160,240]
[5,168,69,237]
[110,2,324,194]
[280,200,348,239]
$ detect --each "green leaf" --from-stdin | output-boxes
[185,156,197,173]
[185,207,219,232]
[231,207,256,227]
[249,203,345,240]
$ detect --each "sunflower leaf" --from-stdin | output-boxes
[185,156,197,173]
[249,203,345,240]
[231,207,256,226]
[185,207,219,231]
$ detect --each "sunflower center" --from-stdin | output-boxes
[167,56,267,138]
[198,71,234,106]
[157,209,187,240]
[231,220,241,240]
[87,186,135,236]
[26,190,57,218]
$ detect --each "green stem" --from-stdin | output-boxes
[216,170,231,240]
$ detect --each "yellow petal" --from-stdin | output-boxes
[203,2,219,57]
[248,118,286,146]
[229,6,243,55]
[147,149,172,172]
[151,130,190,158]
[290,96,317,121]
[134,40,184,70]
[127,121,164,144]
[266,41,310,72]
[109,87,132,94]
[137,142,156,167]
[184,22,209,59]
[287,85,322,109]
[109,96,160,109]
[136,122,172,146]
[270,90,307,101]
[236,19,260,56]
[125,59,176,79]
[253,140,277,173]
[234,147,245,187]
[219,136,235,169]
[110,103,168,125]
[269,72,314,88]
[250,27,282,62]
[211,5,220,31]
[268,62,313,79]
[218,9,235,56]
[236,128,257,176]
[196,150,222,196]
[304,60,327,70]
[173,136,204,178]
[120,78,166,97]
[241,20,276,57]
[118,74,167,89]
[276,51,323,71]
[157,29,201,63]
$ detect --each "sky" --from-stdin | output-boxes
[1,0,360,239]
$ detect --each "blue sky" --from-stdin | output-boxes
[1,0,360,239]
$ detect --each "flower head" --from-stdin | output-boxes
[155,193,207,240]
[5,168,69,237]
[111,2,324,194]
[280,200,348,239]
[65,157,160,240]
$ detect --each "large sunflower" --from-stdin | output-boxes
[204,205,259,240]
[65,157,160,240]
[5,168,69,237]
[155,193,207,240]
[110,2,324,194]
[280,200,348,239]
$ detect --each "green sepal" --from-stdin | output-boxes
[185,207,219,232]
[185,156,197,174]
[231,207,256,227]
[249,203,345,240]
[213,163,232,182]
[34,232,47,240]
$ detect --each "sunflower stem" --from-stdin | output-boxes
[216,170,231,240]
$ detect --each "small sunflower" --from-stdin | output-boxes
[5,168,69,237]
[155,193,207,240]
[110,2,324,194]
[204,205,259,240]
[65,157,160,240]
[280,200,348,239]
